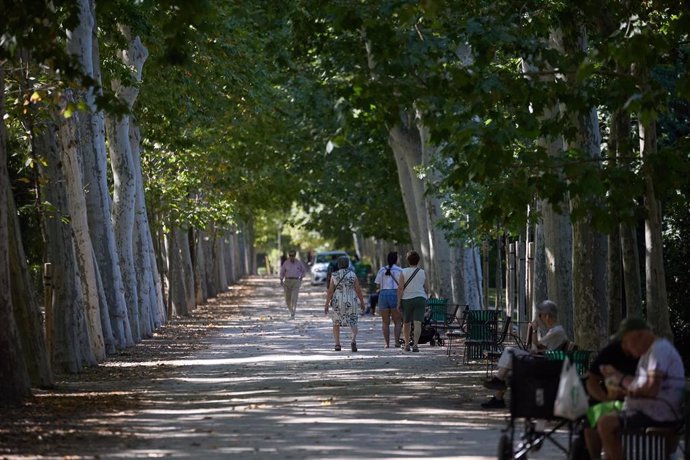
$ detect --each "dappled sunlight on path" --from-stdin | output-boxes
[2,275,570,459]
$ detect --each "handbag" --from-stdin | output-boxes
[553,357,589,420]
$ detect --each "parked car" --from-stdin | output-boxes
[310,250,351,285]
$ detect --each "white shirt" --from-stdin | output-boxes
[539,325,567,350]
[400,266,427,300]
[374,264,402,290]
[624,338,685,422]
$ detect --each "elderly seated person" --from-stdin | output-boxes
[597,317,685,460]
[480,299,568,409]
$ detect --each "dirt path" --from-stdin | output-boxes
[1,276,568,459]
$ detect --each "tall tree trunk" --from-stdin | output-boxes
[194,229,209,305]
[522,55,574,331]
[620,225,642,318]
[639,118,672,338]
[56,91,106,361]
[8,189,53,387]
[531,209,549,316]
[565,26,609,349]
[181,227,196,309]
[608,227,623,336]
[107,32,149,342]
[388,123,429,265]
[35,121,94,372]
[66,0,114,358]
[0,64,33,405]
[418,126,455,301]
[463,246,483,308]
[607,108,633,332]
[80,0,132,349]
[130,121,159,336]
[214,230,228,291]
[166,226,193,316]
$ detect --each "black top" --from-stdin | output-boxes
[587,341,639,401]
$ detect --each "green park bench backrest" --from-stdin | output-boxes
[544,349,592,377]
[427,298,449,322]
[466,309,499,342]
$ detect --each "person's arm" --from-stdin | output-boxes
[599,364,657,398]
[621,371,663,398]
[279,262,286,284]
[396,273,405,310]
[299,261,307,279]
[585,371,611,402]
[354,277,365,310]
[324,278,335,313]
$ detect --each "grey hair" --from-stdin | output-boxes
[536,299,558,319]
[337,256,350,269]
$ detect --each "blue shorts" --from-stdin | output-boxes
[377,289,397,310]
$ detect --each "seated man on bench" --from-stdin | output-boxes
[598,317,685,460]
[480,299,568,409]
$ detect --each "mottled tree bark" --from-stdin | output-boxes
[0,65,32,405]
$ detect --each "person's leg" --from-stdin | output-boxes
[402,322,411,350]
[333,324,341,349]
[351,325,358,349]
[584,426,602,459]
[380,309,391,347]
[283,283,292,314]
[285,279,298,316]
[391,308,402,346]
[291,281,301,316]
[411,298,425,350]
[597,413,623,460]
[412,320,422,346]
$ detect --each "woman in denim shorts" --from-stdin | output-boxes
[374,252,403,348]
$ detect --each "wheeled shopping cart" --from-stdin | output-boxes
[497,355,579,459]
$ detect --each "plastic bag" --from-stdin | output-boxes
[553,357,589,420]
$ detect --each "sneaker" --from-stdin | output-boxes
[351,342,358,352]
[334,344,341,351]
[412,345,419,352]
[394,342,401,348]
[483,376,507,390]
[480,396,506,409]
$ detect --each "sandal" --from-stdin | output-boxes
[351,342,358,352]
[334,344,341,351]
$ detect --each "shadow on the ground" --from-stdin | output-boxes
[0,276,567,459]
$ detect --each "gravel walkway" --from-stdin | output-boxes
[1,275,571,459]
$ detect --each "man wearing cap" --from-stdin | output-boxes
[597,317,685,460]
[279,250,307,319]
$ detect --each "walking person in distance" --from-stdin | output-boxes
[374,251,403,348]
[325,256,365,352]
[279,250,307,319]
[397,250,428,352]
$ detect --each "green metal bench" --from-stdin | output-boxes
[460,309,499,364]
[425,298,459,347]
[543,349,593,377]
